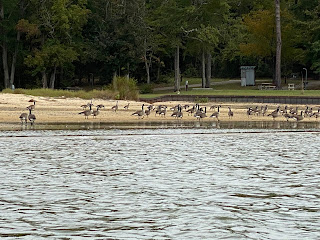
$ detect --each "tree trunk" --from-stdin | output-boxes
[174,45,180,92]
[144,39,151,84]
[205,51,212,88]
[42,71,48,88]
[2,43,10,89]
[1,3,10,89]
[201,50,205,88]
[49,66,57,89]
[9,31,21,88]
[275,0,282,89]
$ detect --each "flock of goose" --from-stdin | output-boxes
[19,99,37,125]
[247,105,320,121]
[19,98,320,124]
[131,103,232,121]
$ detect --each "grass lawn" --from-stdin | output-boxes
[141,77,320,99]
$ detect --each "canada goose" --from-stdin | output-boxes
[124,103,130,110]
[262,105,268,116]
[27,107,36,125]
[195,107,207,121]
[183,104,189,110]
[79,103,93,119]
[81,104,89,109]
[96,104,105,109]
[171,105,182,118]
[292,111,304,121]
[111,101,119,112]
[186,106,195,116]
[132,104,145,119]
[144,108,151,118]
[210,106,220,121]
[312,108,320,119]
[155,105,166,116]
[28,99,36,110]
[283,112,293,121]
[228,107,234,118]
[246,107,254,117]
[92,106,101,118]
[19,112,28,124]
[267,108,280,120]
[159,108,167,117]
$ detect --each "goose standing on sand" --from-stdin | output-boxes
[267,107,280,120]
[124,103,130,110]
[195,107,207,121]
[228,107,234,119]
[19,111,28,124]
[27,106,36,125]
[292,111,304,121]
[210,106,220,121]
[132,104,145,119]
[28,99,36,110]
[112,101,119,112]
[92,106,101,118]
[79,103,93,119]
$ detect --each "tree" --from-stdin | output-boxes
[0,0,28,89]
[275,0,281,88]
[24,0,89,88]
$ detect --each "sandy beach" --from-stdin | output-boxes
[0,93,319,129]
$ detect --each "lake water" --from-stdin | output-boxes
[0,127,319,239]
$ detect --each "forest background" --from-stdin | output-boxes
[0,0,319,91]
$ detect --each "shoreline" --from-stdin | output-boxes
[1,93,320,130]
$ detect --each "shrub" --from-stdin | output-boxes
[111,76,139,100]
[139,84,153,94]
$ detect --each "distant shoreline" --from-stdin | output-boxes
[0,93,319,131]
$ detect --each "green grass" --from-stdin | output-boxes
[141,90,320,99]
[2,88,116,99]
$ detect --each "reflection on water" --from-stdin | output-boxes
[0,128,319,239]
[2,120,320,131]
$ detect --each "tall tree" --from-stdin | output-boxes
[24,0,89,89]
[275,0,282,88]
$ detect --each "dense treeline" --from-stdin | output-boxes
[0,0,319,90]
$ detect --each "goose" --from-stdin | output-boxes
[292,111,304,121]
[81,103,89,109]
[111,101,119,112]
[312,108,320,119]
[132,104,145,119]
[92,106,101,118]
[159,108,167,117]
[144,108,151,118]
[262,105,268,116]
[96,104,105,109]
[210,106,220,121]
[19,111,28,124]
[186,106,196,116]
[124,103,130,110]
[228,107,234,119]
[267,108,280,120]
[79,103,93,119]
[183,104,189,110]
[171,105,182,118]
[195,107,207,121]
[28,99,36,110]
[27,106,36,125]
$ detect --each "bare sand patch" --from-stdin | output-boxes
[0,93,319,127]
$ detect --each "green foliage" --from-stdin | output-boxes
[139,84,154,94]
[2,88,115,100]
[111,76,139,100]
[195,97,209,103]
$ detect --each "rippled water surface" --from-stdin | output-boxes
[0,128,319,239]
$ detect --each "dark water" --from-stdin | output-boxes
[0,128,319,239]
